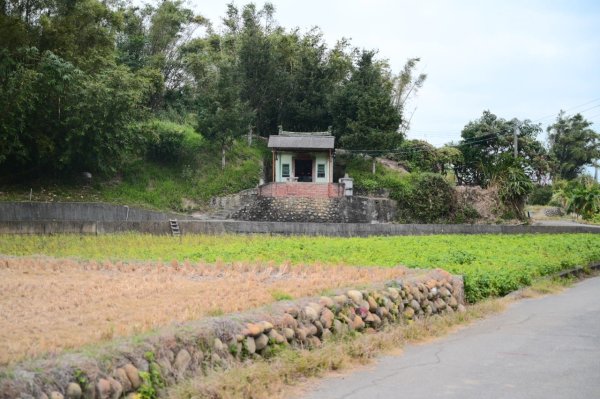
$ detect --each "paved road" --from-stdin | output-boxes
[303,277,600,399]
[532,219,600,227]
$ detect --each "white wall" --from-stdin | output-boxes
[274,151,331,183]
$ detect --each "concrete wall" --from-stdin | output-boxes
[1,219,599,236]
[0,202,184,222]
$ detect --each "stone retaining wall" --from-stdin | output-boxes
[232,196,397,223]
[208,189,258,212]
[0,270,464,399]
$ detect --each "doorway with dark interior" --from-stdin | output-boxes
[295,159,313,182]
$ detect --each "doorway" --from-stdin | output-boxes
[295,159,313,182]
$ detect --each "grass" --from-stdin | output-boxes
[270,290,294,301]
[0,140,265,212]
[1,233,599,302]
[0,256,410,365]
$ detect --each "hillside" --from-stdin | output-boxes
[0,121,266,213]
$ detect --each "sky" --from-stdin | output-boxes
[188,0,600,148]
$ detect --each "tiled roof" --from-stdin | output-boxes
[268,135,335,149]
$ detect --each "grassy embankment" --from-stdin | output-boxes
[1,233,599,303]
[0,121,266,212]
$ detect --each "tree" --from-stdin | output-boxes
[391,139,438,172]
[331,50,403,152]
[236,3,281,135]
[454,111,548,186]
[436,146,463,176]
[392,57,427,133]
[197,59,253,169]
[117,1,207,110]
[0,1,151,177]
[547,111,600,180]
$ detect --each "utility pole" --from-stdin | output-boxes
[513,126,519,158]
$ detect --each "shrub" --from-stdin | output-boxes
[494,166,533,220]
[450,204,480,224]
[528,185,553,205]
[345,155,457,223]
[392,173,454,223]
[136,119,202,163]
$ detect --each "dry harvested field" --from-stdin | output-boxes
[0,256,410,365]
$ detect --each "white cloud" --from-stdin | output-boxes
[190,0,600,142]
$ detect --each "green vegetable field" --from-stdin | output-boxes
[1,233,599,302]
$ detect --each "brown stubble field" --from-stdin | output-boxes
[0,256,409,365]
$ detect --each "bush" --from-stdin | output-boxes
[136,120,202,163]
[495,166,533,220]
[391,173,454,223]
[345,156,458,223]
[528,185,553,205]
[451,204,480,224]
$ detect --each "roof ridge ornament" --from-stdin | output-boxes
[277,125,333,137]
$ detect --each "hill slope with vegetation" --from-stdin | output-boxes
[1,1,598,220]
[0,0,424,208]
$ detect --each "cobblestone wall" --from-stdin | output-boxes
[0,270,464,399]
[232,196,397,223]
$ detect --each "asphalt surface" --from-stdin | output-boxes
[303,276,600,399]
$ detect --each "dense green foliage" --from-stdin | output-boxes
[0,0,417,180]
[552,178,600,220]
[0,138,264,211]
[547,112,600,180]
[1,233,599,303]
[454,111,548,187]
[332,51,402,151]
[528,185,553,206]
[134,119,203,163]
[493,161,534,219]
[344,156,474,223]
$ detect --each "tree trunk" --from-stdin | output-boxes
[372,157,376,174]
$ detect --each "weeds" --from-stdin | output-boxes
[270,290,293,301]
[517,275,578,298]
[207,308,225,317]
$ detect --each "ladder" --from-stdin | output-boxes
[169,219,181,237]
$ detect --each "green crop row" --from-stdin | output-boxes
[1,233,599,302]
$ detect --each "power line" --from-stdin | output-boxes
[341,130,513,156]
[360,97,600,157]
[406,97,600,137]
[585,111,600,120]
[531,97,600,122]
[577,103,600,115]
